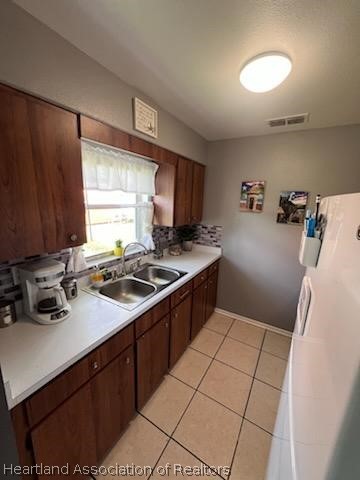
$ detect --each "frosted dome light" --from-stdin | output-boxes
[240,53,292,93]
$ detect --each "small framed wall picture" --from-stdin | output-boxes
[277,191,309,225]
[133,97,158,138]
[240,180,266,213]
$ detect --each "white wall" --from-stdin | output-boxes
[0,1,207,164]
[204,125,360,330]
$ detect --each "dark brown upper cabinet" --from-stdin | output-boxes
[153,162,177,227]
[79,115,206,228]
[174,157,194,226]
[191,162,205,224]
[0,84,86,261]
[80,115,130,151]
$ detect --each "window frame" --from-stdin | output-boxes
[83,189,151,260]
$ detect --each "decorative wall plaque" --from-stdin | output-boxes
[133,97,158,138]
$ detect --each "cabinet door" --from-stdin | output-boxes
[191,282,207,340]
[91,345,135,461]
[31,384,97,480]
[169,295,192,368]
[136,315,170,409]
[205,271,219,322]
[175,157,193,226]
[153,162,176,227]
[191,163,205,224]
[0,85,85,261]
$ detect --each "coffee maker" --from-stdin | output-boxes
[18,259,71,325]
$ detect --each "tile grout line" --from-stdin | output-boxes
[206,319,291,360]
[99,317,288,480]
[139,321,230,480]
[140,318,288,480]
[228,329,267,477]
[169,320,287,477]
[165,319,234,480]
[146,429,172,480]
[203,325,263,351]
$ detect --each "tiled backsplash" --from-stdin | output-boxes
[0,250,72,304]
[194,224,223,248]
[0,224,222,305]
[153,224,223,249]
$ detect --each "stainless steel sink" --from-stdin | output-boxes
[134,265,180,286]
[84,264,187,311]
[99,278,156,305]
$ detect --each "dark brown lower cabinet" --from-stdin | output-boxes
[169,295,192,368]
[136,315,170,409]
[191,281,207,340]
[11,265,220,478]
[205,271,218,322]
[30,383,97,480]
[91,346,135,461]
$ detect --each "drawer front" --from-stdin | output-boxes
[98,323,134,367]
[135,310,153,339]
[171,280,193,309]
[208,260,219,276]
[193,270,208,289]
[152,297,170,324]
[25,355,90,427]
[87,349,102,377]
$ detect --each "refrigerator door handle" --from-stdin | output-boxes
[295,276,312,336]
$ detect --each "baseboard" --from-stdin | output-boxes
[215,307,292,338]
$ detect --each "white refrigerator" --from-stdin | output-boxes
[266,192,360,480]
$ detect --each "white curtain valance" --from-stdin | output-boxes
[81,140,159,195]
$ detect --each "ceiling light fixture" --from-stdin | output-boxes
[239,52,292,93]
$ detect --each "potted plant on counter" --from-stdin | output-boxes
[178,225,197,252]
[114,239,124,257]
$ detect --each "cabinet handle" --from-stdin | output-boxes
[174,312,178,319]
[179,290,190,300]
[205,285,208,290]
[165,322,169,328]
[125,357,130,365]
[69,233,78,242]
[92,361,99,370]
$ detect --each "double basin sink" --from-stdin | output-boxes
[89,264,187,310]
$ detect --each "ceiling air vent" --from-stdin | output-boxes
[267,113,309,128]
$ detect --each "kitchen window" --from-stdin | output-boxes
[81,140,158,259]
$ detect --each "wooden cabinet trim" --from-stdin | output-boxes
[0,84,86,261]
[96,323,134,368]
[193,269,208,289]
[30,383,97,479]
[153,297,170,324]
[170,280,193,309]
[136,315,170,410]
[169,295,192,368]
[25,355,91,428]
[174,157,193,226]
[191,162,205,224]
[208,260,219,276]
[79,115,178,167]
[25,323,134,428]
[91,345,135,461]
[135,297,170,338]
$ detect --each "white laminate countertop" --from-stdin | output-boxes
[0,245,221,409]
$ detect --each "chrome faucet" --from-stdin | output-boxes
[122,242,149,275]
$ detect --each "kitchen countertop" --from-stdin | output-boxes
[0,245,221,409]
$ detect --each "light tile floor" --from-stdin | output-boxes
[101,313,291,480]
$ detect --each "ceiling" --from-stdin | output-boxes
[14,0,360,140]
